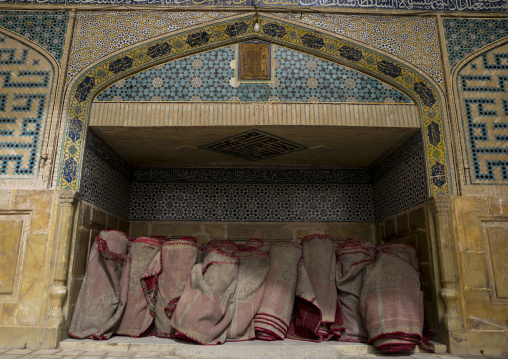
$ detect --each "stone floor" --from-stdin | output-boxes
[0,348,506,359]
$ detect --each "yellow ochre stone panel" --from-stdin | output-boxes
[0,219,24,294]
[485,225,508,298]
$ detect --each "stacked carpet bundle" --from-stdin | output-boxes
[287,234,342,342]
[335,238,376,343]
[254,242,302,340]
[154,237,203,338]
[116,236,163,337]
[359,244,434,353]
[69,230,132,340]
[69,232,432,351]
[171,248,240,344]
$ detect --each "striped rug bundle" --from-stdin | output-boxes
[171,248,240,344]
[254,242,302,341]
[154,237,203,338]
[335,238,376,343]
[287,234,341,342]
[226,244,270,341]
[69,230,132,340]
[116,236,163,337]
[359,244,434,353]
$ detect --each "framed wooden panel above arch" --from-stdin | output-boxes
[56,14,453,196]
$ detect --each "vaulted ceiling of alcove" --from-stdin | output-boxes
[90,126,418,168]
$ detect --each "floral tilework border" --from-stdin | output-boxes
[273,13,443,86]
[0,11,68,63]
[67,11,237,84]
[443,18,508,72]
[60,15,450,197]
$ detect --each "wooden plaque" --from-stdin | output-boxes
[238,43,271,81]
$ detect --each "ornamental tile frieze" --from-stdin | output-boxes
[60,16,451,196]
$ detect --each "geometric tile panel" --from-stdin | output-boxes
[133,165,371,184]
[80,130,133,218]
[0,0,504,11]
[273,13,444,86]
[371,132,428,219]
[67,11,237,84]
[0,32,54,178]
[456,42,508,184]
[443,18,508,71]
[0,11,68,63]
[200,130,307,161]
[130,182,374,222]
[96,45,413,103]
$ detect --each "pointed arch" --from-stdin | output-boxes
[57,15,451,196]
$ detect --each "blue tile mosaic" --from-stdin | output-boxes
[443,18,508,71]
[129,182,374,222]
[96,45,412,104]
[0,12,69,63]
[0,0,504,11]
[456,42,508,185]
[0,32,54,178]
[81,130,133,218]
[371,132,428,219]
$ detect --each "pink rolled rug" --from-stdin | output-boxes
[335,238,376,343]
[171,248,239,345]
[254,242,302,341]
[154,237,203,338]
[359,243,434,353]
[116,236,163,337]
[226,245,270,341]
[69,230,132,340]
[287,234,340,342]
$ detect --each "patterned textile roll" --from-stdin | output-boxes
[287,234,340,342]
[154,237,203,338]
[359,244,434,353]
[171,249,239,345]
[205,239,238,253]
[116,236,163,337]
[254,242,302,341]
[69,230,132,340]
[335,238,376,343]
[226,245,270,341]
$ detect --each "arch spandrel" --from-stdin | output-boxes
[59,15,451,196]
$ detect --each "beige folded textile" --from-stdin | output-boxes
[69,230,132,340]
[116,236,163,337]
[171,248,239,345]
[154,237,203,338]
[226,244,270,341]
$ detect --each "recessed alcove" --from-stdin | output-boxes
[65,41,443,350]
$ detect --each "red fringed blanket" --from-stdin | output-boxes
[116,236,163,337]
[335,238,375,343]
[254,242,302,341]
[287,234,341,342]
[171,248,239,345]
[154,237,203,338]
[226,244,270,341]
[69,230,132,340]
[359,244,434,353]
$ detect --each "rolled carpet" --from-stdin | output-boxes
[69,230,132,340]
[359,243,434,353]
